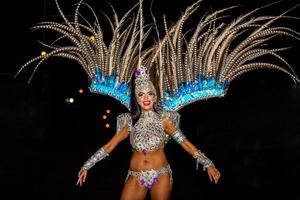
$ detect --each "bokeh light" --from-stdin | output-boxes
[41,51,47,57]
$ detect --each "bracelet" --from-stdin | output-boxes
[171,129,186,144]
[193,150,215,171]
[79,147,109,174]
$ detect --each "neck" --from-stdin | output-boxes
[140,109,156,118]
[141,109,154,113]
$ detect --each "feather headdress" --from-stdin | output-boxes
[152,0,300,110]
[17,0,299,111]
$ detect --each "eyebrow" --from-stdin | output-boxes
[138,90,155,94]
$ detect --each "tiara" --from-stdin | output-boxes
[134,65,154,89]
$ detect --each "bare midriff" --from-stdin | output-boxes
[129,145,168,171]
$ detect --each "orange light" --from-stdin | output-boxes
[105,123,110,128]
[78,88,84,94]
[102,115,107,120]
[106,109,111,114]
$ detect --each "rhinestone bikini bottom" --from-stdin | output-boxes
[125,164,173,188]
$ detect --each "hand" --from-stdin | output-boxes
[207,166,221,184]
[76,170,88,187]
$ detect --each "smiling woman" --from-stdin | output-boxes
[76,65,221,200]
[11,0,300,199]
[136,89,156,111]
[134,66,157,112]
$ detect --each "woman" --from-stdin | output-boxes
[76,66,221,200]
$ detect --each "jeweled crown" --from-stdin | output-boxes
[134,66,155,89]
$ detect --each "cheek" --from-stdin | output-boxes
[137,96,143,104]
[150,95,156,103]
[137,95,147,104]
[145,95,155,103]
[153,95,157,102]
[148,94,156,103]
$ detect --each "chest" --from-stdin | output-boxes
[130,114,166,151]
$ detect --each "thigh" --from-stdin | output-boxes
[150,173,172,200]
[120,176,148,200]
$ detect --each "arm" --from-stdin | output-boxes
[162,114,221,184]
[79,125,129,172]
[76,113,132,186]
[163,117,214,170]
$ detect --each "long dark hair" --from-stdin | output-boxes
[130,78,141,125]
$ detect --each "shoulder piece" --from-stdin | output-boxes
[160,110,181,143]
[116,113,133,134]
[161,110,181,130]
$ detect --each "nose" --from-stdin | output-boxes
[143,93,150,100]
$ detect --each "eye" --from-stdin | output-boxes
[138,92,144,97]
[148,91,154,96]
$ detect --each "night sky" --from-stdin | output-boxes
[1,0,300,200]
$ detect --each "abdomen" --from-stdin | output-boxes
[129,147,169,171]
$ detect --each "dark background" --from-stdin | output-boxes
[1,0,300,199]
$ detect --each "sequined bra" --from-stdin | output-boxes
[131,111,165,153]
[116,110,181,154]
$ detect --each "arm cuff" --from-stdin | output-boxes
[193,150,215,171]
[79,147,109,174]
[171,129,186,144]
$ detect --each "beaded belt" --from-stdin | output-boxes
[125,164,173,188]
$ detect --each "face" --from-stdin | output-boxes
[136,88,156,112]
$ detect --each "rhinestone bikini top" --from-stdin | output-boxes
[131,110,165,154]
[116,110,181,155]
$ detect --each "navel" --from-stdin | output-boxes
[143,159,148,164]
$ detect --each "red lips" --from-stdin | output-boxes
[143,101,151,106]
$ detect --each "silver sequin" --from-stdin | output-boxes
[131,110,165,152]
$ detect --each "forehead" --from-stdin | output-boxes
[136,87,154,93]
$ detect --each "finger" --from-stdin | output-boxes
[76,178,81,186]
[208,173,213,182]
[79,175,84,186]
[83,174,86,183]
[215,176,219,184]
[216,172,221,183]
[215,174,220,184]
[213,176,217,184]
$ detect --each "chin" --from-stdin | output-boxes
[142,107,152,111]
[141,104,154,111]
